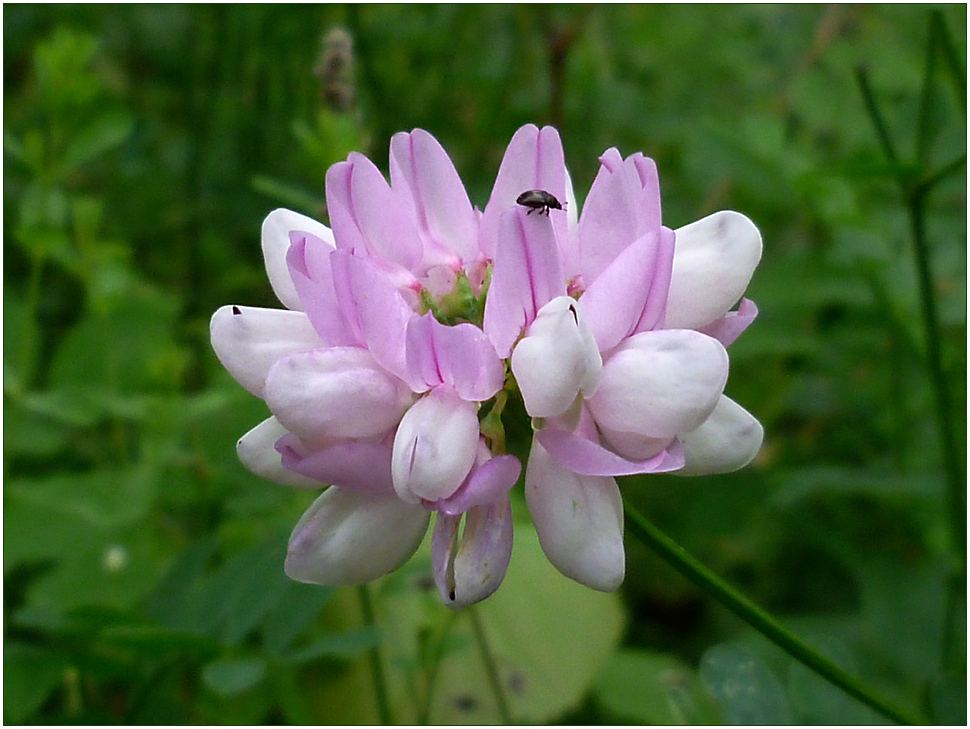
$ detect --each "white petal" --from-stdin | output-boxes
[665,211,762,330]
[525,438,625,592]
[286,487,430,585]
[391,389,480,503]
[210,305,321,397]
[262,208,335,311]
[511,296,602,418]
[265,347,414,441]
[236,416,320,489]
[587,329,728,439]
[676,395,764,476]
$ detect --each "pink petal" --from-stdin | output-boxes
[483,208,566,358]
[236,417,321,489]
[261,208,335,311]
[210,305,321,397]
[579,231,663,354]
[265,347,415,441]
[536,426,685,477]
[325,153,423,269]
[432,497,513,609]
[480,124,568,260]
[665,211,762,330]
[697,298,759,348]
[390,129,479,264]
[432,452,521,516]
[286,487,430,585]
[525,437,625,591]
[276,433,395,494]
[577,150,662,285]
[330,250,415,382]
[286,232,359,347]
[631,226,676,336]
[405,313,505,401]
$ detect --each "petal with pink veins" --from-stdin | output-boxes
[483,208,566,358]
[390,129,479,264]
[330,250,415,381]
[325,153,423,269]
[577,150,662,285]
[480,124,568,260]
[405,313,505,401]
[261,208,335,311]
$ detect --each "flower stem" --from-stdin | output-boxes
[905,194,966,674]
[623,503,926,725]
[357,584,394,725]
[469,606,514,724]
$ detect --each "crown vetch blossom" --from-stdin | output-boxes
[211,123,763,607]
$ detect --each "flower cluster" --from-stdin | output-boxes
[211,124,763,608]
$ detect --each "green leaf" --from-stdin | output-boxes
[592,649,719,724]
[261,580,336,656]
[3,642,68,723]
[3,496,167,611]
[202,657,267,697]
[57,112,134,175]
[5,466,156,528]
[49,291,183,395]
[699,642,793,724]
[281,626,382,664]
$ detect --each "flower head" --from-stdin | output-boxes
[211,124,763,606]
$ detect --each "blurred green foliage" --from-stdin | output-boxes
[3,4,966,724]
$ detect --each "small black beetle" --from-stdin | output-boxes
[516,189,564,216]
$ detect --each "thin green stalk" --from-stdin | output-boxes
[906,195,966,673]
[469,607,514,724]
[855,66,900,168]
[624,503,926,725]
[16,253,45,392]
[358,584,394,725]
[417,610,459,725]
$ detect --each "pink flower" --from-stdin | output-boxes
[211,123,764,605]
[482,125,763,590]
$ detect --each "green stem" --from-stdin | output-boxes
[16,253,45,392]
[417,610,459,725]
[357,585,394,725]
[623,503,926,725]
[469,607,514,724]
[855,66,900,168]
[905,193,966,673]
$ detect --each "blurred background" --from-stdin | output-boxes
[3,5,966,724]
